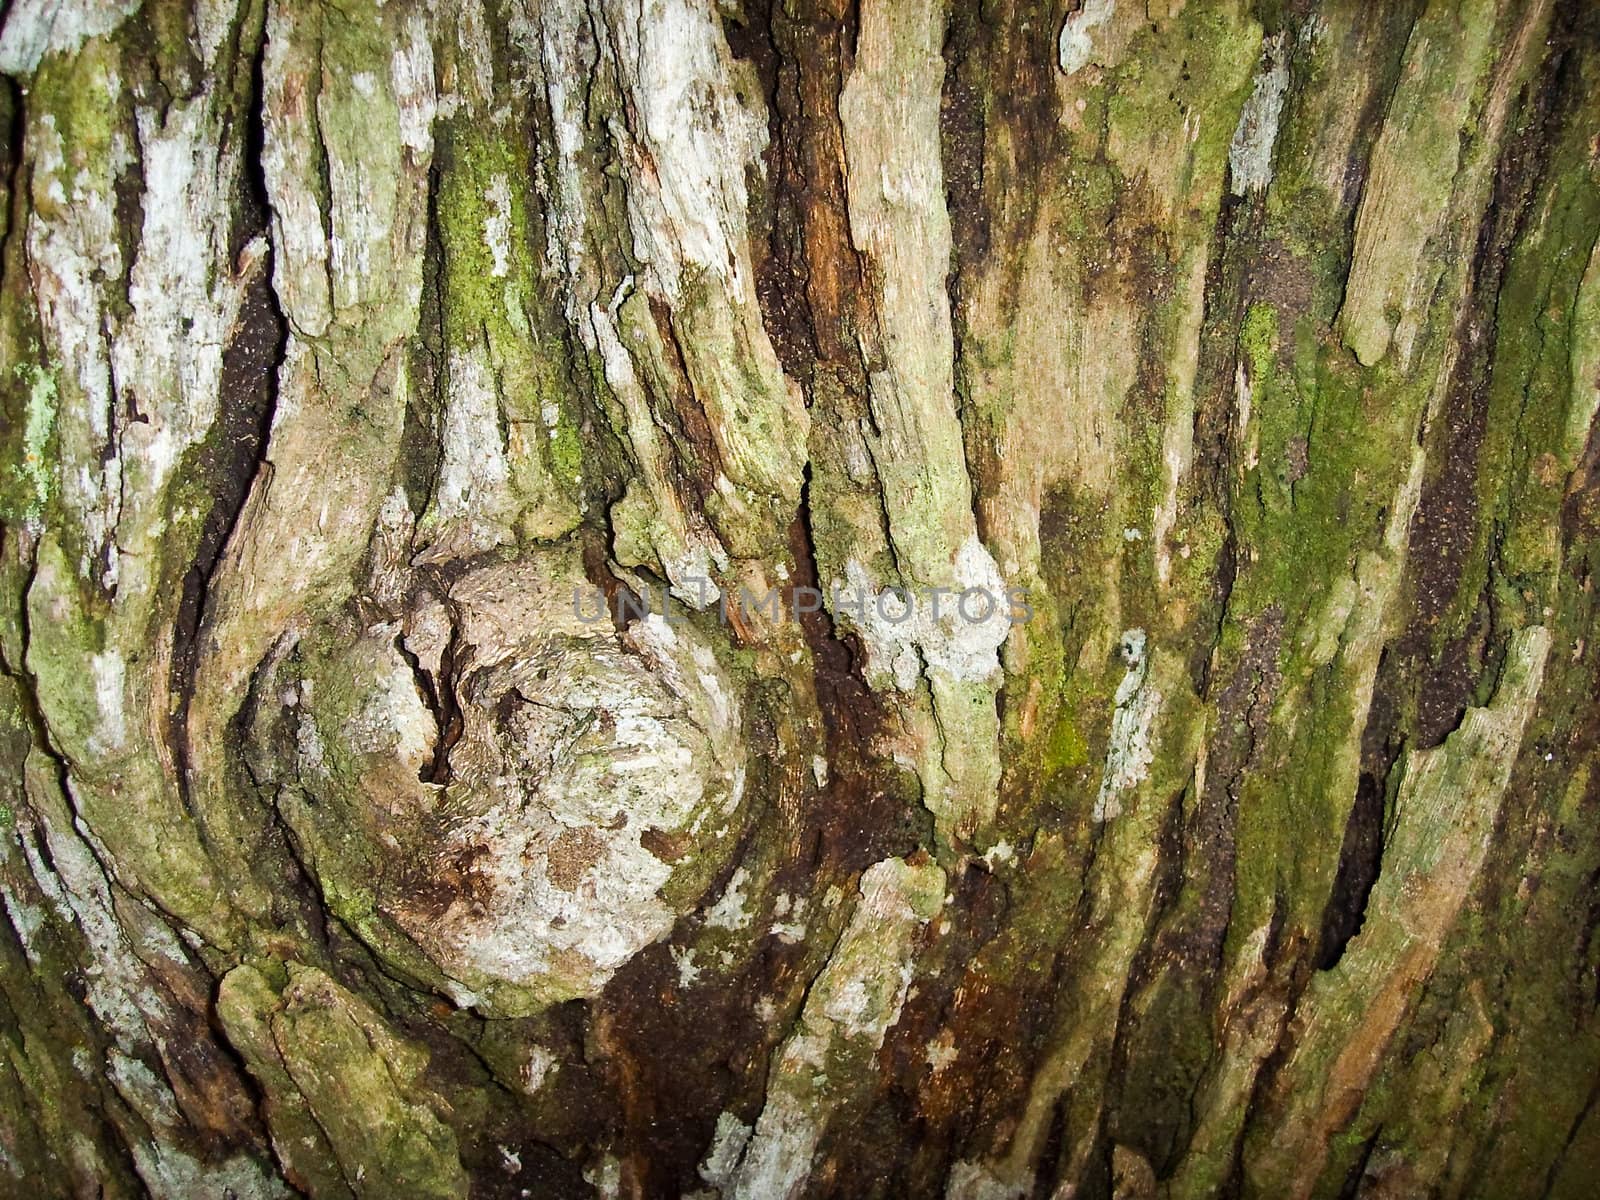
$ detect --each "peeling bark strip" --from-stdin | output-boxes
[0,0,1597,1197]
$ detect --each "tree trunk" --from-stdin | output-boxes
[0,0,1597,1196]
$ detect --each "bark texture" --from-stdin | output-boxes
[0,0,1597,1196]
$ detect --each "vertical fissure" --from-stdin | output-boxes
[168,25,287,799]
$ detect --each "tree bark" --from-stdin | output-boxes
[0,0,1597,1196]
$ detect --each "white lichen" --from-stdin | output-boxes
[426,346,513,549]
[603,0,767,302]
[365,559,749,1010]
[838,533,1012,693]
[88,651,126,756]
[26,109,128,578]
[673,946,702,987]
[16,365,57,522]
[1228,33,1289,196]
[114,87,263,502]
[0,0,140,74]
[583,1154,623,1200]
[16,804,169,1056]
[729,858,944,1199]
[522,1045,556,1095]
[348,628,437,768]
[128,1141,290,1200]
[727,1090,819,1200]
[946,1160,1029,1200]
[294,710,327,777]
[483,173,514,278]
[698,1111,753,1193]
[392,15,437,156]
[1058,0,1115,76]
[982,841,1016,869]
[260,12,332,336]
[1093,630,1162,822]
[925,1034,960,1075]
[107,1049,181,1130]
[705,867,752,930]
[0,884,46,965]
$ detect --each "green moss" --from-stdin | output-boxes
[29,42,130,214]
[1230,331,1424,624]
[1470,113,1600,623]
[1240,302,1277,380]
[1044,707,1089,773]
[1204,296,1434,944]
[0,363,56,523]
[1110,967,1217,1173]
[966,833,1086,984]
[431,119,583,542]
[1105,6,1263,226]
[547,412,584,484]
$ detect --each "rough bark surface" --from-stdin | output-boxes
[0,0,1597,1197]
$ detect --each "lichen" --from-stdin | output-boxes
[1093,629,1161,821]
[254,551,749,1015]
[1228,33,1289,195]
[0,0,141,74]
[727,857,944,1198]
[1057,0,1116,77]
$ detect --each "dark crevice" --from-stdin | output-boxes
[168,31,286,803]
[1315,760,1393,970]
[401,602,466,787]
[645,293,723,507]
[939,4,986,538]
[3,550,76,834]
[1190,182,1257,509]
[1032,1091,1075,1198]
[584,674,841,1191]
[1202,515,1239,699]
[1336,1124,1385,1200]
[580,517,636,634]
[0,74,24,296]
[403,154,447,518]
[1540,1047,1600,1200]
[1103,785,1208,1176]
[789,463,874,751]
[1187,179,1260,703]
[1362,1,1575,793]
[723,0,819,385]
[109,104,148,321]
[1331,1,1428,217]
[1318,647,1411,977]
[939,8,988,277]
[229,634,335,948]
[791,464,934,865]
